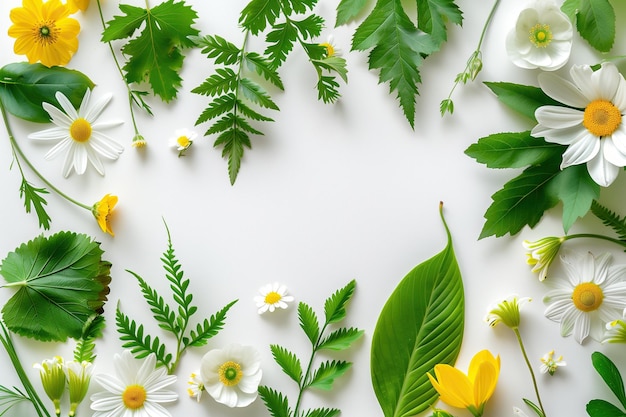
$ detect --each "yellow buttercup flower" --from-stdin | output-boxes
[92,194,118,236]
[8,0,81,67]
[428,350,500,417]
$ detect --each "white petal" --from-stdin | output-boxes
[531,123,585,145]
[44,138,72,160]
[535,106,584,129]
[91,120,124,131]
[90,133,124,155]
[603,136,626,167]
[569,65,597,101]
[77,88,92,116]
[538,73,588,108]
[594,63,622,101]
[42,102,73,127]
[85,145,105,175]
[587,151,619,187]
[29,126,70,141]
[55,91,79,120]
[611,126,626,155]
[73,145,88,175]
[62,144,77,177]
[560,133,600,167]
[84,92,113,123]
[572,310,590,343]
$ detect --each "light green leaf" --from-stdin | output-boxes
[318,327,364,351]
[547,165,600,233]
[484,82,561,121]
[592,351,626,410]
[270,345,303,384]
[258,386,291,417]
[336,0,368,26]
[0,63,93,123]
[298,303,320,344]
[417,0,463,46]
[0,232,111,342]
[307,360,351,390]
[324,279,356,324]
[576,0,615,52]
[561,0,580,21]
[371,204,464,417]
[239,78,279,110]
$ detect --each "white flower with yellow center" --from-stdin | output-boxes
[169,128,196,157]
[200,344,262,408]
[539,350,566,375]
[319,35,342,58]
[187,370,204,402]
[543,251,626,344]
[90,351,177,417]
[531,63,626,187]
[29,89,124,177]
[505,0,573,71]
[254,282,295,314]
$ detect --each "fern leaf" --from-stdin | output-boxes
[115,307,172,368]
[191,68,238,96]
[591,200,626,243]
[185,300,238,348]
[127,270,177,334]
[195,35,241,65]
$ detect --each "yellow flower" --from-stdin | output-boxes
[428,350,500,417]
[8,0,81,67]
[92,194,117,236]
[66,0,89,12]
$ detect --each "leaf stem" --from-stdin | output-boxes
[513,328,546,417]
[563,233,626,249]
[293,321,327,417]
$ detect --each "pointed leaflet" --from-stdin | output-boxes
[417,0,463,46]
[0,232,111,342]
[592,351,626,410]
[484,82,561,121]
[576,0,615,53]
[547,165,599,233]
[336,0,368,26]
[371,204,464,417]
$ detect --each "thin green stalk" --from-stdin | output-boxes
[514,328,546,417]
[563,233,626,249]
[293,322,327,417]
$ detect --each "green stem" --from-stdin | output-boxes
[293,322,327,417]
[563,233,626,249]
[513,328,546,417]
[0,100,90,211]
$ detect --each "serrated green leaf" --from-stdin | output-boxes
[258,386,291,417]
[237,99,275,122]
[590,201,626,243]
[292,15,324,40]
[313,56,349,83]
[371,205,464,417]
[19,179,50,230]
[195,35,241,65]
[586,399,626,417]
[307,360,351,390]
[265,21,298,69]
[561,0,580,21]
[592,352,626,410]
[244,52,285,89]
[576,0,615,52]
[0,232,111,342]
[239,78,279,109]
[298,303,320,344]
[101,4,146,41]
[324,279,356,324]
[195,94,237,125]
[126,269,177,334]
[417,0,463,46]
[336,0,368,26]
[0,63,94,123]
[192,68,238,96]
[304,408,341,417]
[317,75,341,103]
[115,307,172,367]
[547,165,600,232]
[318,327,364,351]
[73,315,106,363]
[186,300,237,347]
[239,0,281,35]
[464,131,564,169]
[484,82,561,121]
[271,345,303,384]
[479,157,562,239]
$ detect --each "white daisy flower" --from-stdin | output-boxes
[539,350,566,375]
[505,0,573,71]
[319,35,342,57]
[29,89,124,177]
[187,370,204,402]
[254,282,295,314]
[169,128,196,157]
[543,251,626,344]
[90,351,178,417]
[531,63,626,187]
[200,344,262,408]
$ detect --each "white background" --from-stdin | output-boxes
[1,0,626,416]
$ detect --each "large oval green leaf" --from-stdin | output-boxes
[371,204,464,417]
[0,231,111,342]
[0,62,94,123]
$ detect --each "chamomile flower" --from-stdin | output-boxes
[170,128,196,157]
[543,251,626,344]
[90,351,178,417]
[319,35,342,57]
[254,282,294,314]
[539,350,566,375]
[187,371,205,402]
[29,89,124,177]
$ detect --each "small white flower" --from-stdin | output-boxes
[319,35,342,57]
[200,344,262,408]
[254,282,295,314]
[187,370,205,402]
[169,128,196,156]
[531,63,626,187]
[505,0,573,71]
[29,89,124,177]
[539,350,566,375]
[90,351,177,417]
[543,251,626,344]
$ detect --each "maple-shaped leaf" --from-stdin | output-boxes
[102,0,199,102]
[0,232,111,342]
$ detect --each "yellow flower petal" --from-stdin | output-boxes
[429,364,474,409]
[92,194,118,236]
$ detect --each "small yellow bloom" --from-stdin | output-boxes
[92,194,118,236]
[132,134,147,149]
[8,0,81,67]
[428,350,500,417]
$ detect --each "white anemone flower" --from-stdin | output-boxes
[543,251,626,344]
[254,282,295,314]
[531,63,626,187]
[90,351,178,417]
[29,89,124,177]
[505,0,573,71]
[200,344,262,408]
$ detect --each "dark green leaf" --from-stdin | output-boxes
[523,398,546,417]
[270,345,303,384]
[417,0,463,47]
[576,0,615,52]
[0,63,93,123]
[19,179,50,230]
[592,352,626,410]
[239,78,279,110]
[298,302,320,344]
[305,408,341,417]
[371,205,464,417]
[316,75,341,103]
[0,232,111,342]
[101,4,146,41]
[318,327,364,351]
[239,0,281,35]
[192,68,238,96]
[258,386,291,417]
[307,360,351,390]
[237,99,275,122]
[484,82,562,121]
[126,270,177,334]
[265,21,298,69]
[590,201,626,243]
[195,94,237,125]
[195,35,241,65]
[244,52,285,89]
[324,279,356,324]
[547,165,600,232]
[292,15,324,40]
[336,0,368,26]
[465,131,564,169]
[115,307,172,368]
[586,399,626,417]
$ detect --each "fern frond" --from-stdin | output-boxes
[115,306,172,368]
[591,200,626,243]
[127,270,177,334]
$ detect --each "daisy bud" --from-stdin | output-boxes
[485,295,531,329]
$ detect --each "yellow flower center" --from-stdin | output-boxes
[320,42,335,57]
[70,118,92,142]
[529,24,552,48]
[264,291,282,304]
[572,282,604,312]
[583,99,622,137]
[122,384,147,410]
[34,20,60,45]
[177,135,190,148]
[218,361,242,386]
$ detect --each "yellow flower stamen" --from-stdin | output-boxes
[70,118,92,142]
[529,24,552,48]
[218,361,243,387]
[320,42,335,57]
[572,282,604,312]
[177,135,191,148]
[122,384,146,410]
[264,291,282,304]
[35,21,60,45]
[583,99,622,137]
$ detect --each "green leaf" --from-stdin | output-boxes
[313,56,349,83]
[244,52,285,89]
[318,327,364,351]
[194,35,241,65]
[484,82,561,121]
[265,21,298,69]
[316,75,341,103]
[592,352,626,410]
[336,0,368,26]
[19,179,51,230]
[191,68,238,96]
[561,0,580,21]
[523,398,546,417]
[479,158,562,239]
[547,165,600,232]
[270,344,303,384]
[465,131,564,169]
[576,0,615,52]
[586,399,626,417]
[292,15,324,40]
[304,409,341,417]
[0,63,94,123]
[324,279,356,324]
[258,386,291,417]
[116,308,173,368]
[371,205,464,417]
[0,232,111,342]
[239,0,281,35]
[127,269,177,334]
[73,315,106,363]
[417,0,463,46]
[590,201,626,243]
[307,360,351,390]
[185,300,237,347]
[298,302,320,344]
[239,78,279,110]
